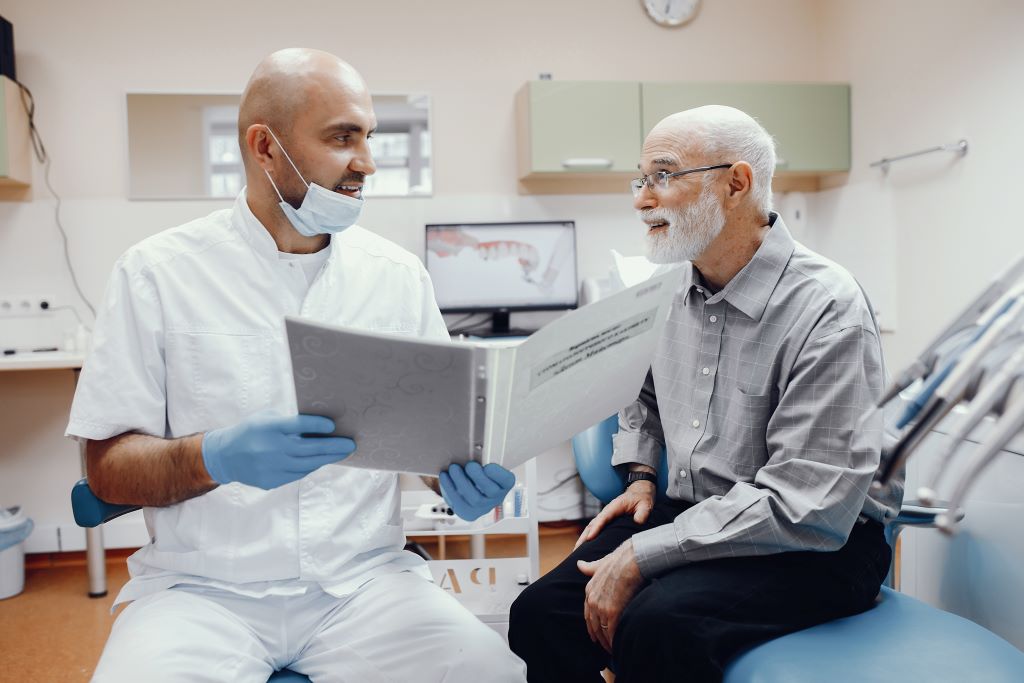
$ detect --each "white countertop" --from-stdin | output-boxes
[0,351,86,371]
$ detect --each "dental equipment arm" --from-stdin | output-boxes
[918,345,1024,505]
[936,393,1024,533]
[877,293,1024,486]
[877,253,1024,407]
[896,286,1024,430]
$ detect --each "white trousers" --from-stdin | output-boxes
[92,571,526,683]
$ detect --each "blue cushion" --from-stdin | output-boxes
[268,670,309,682]
[571,416,668,504]
[71,478,140,528]
[724,587,1024,682]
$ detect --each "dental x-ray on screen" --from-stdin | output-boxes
[425,221,578,313]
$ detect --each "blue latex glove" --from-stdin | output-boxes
[439,462,516,521]
[202,413,356,490]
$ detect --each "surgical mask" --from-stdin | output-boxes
[262,126,364,237]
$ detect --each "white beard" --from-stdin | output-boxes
[640,184,726,264]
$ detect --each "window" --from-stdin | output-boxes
[203,106,243,198]
[364,95,432,196]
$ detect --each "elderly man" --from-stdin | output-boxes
[68,49,525,682]
[508,106,902,682]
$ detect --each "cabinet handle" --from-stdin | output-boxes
[561,158,614,170]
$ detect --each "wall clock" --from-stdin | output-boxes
[642,0,702,28]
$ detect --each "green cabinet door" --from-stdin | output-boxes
[522,81,642,174]
[641,83,850,173]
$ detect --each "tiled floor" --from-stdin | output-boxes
[0,523,583,682]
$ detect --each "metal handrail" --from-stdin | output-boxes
[870,139,968,172]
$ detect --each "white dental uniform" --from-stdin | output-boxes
[67,190,526,682]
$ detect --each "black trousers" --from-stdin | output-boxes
[509,500,891,683]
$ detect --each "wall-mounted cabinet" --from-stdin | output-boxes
[0,76,31,188]
[516,80,850,194]
[516,81,642,194]
[641,82,850,175]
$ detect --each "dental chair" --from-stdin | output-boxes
[572,415,1024,682]
[70,480,310,683]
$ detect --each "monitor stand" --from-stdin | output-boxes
[481,310,534,338]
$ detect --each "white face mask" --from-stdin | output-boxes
[262,126,364,237]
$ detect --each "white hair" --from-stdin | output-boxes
[667,105,777,217]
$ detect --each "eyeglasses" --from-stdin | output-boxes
[630,163,734,197]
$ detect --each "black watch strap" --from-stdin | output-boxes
[625,471,657,488]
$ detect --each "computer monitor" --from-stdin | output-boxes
[425,220,578,336]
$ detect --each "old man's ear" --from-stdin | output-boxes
[727,161,753,199]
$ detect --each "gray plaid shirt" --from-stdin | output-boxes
[613,215,903,578]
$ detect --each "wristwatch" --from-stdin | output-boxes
[625,471,657,488]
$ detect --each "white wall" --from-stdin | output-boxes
[0,0,824,550]
[807,0,1024,648]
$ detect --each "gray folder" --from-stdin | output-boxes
[286,269,680,475]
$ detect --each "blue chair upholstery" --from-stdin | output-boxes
[724,586,1024,682]
[71,479,312,683]
[71,478,139,527]
[572,416,1024,682]
[571,417,668,503]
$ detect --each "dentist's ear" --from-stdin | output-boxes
[245,125,277,172]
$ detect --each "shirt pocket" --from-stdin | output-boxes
[733,353,774,397]
[732,386,773,468]
[165,331,275,432]
[150,493,210,552]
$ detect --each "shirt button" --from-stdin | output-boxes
[691,419,700,428]
[702,367,710,375]
[679,469,688,479]
[709,315,718,323]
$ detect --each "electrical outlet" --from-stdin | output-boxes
[0,296,55,317]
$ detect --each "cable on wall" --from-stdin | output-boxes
[16,81,97,324]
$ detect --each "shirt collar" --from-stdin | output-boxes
[684,212,796,321]
[230,188,281,259]
[230,188,335,262]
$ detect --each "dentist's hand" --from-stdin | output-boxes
[439,462,515,521]
[202,413,356,490]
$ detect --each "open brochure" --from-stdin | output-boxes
[285,269,681,476]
